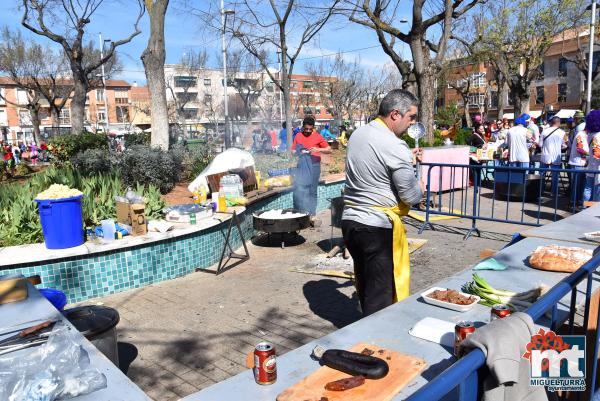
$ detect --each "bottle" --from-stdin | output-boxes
[189,213,197,225]
[218,186,227,212]
[199,185,208,203]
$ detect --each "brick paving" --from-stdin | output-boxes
[82,198,563,400]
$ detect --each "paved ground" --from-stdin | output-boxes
[81,190,567,400]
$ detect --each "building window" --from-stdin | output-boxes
[203,94,212,105]
[558,83,567,103]
[175,76,197,88]
[0,87,5,104]
[490,91,499,108]
[203,78,211,86]
[471,72,486,88]
[96,88,105,102]
[17,89,29,105]
[303,81,315,89]
[176,92,197,103]
[59,109,70,125]
[468,93,485,107]
[97,108,107,122]
[303,107,313,114]
[537,62,545,79]
[558,58,568,77]
[535,86,544,104]
[182,108,198,119]
[116,106,129,123]
[0,109,6,125]
[315,107,321,114]
[114,88,129,104]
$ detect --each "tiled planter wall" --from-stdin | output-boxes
[2,181,345,303]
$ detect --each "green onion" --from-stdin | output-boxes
[462,274,547,311]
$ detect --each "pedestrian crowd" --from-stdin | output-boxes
[466,109,600,207]
[1,139,50,176]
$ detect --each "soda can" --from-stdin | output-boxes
[490,304,511,321]
[189,213,196,225]
[254,342,277,385]
[454,321,476,358]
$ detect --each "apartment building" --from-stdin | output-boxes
[438,27,598,121]
[0,78,138,143]
[289,74,335,123]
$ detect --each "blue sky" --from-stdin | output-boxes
[0,0,413,84]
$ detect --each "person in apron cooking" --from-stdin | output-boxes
[342,89,423,316]
[292,116,331,225]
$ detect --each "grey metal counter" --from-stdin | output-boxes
[0,282,150,401]
[182,237,598,401]
[522,203,600,244]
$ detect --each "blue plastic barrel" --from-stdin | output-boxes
[35,195,84,249]
[39,288,67,310]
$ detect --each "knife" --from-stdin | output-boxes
[0,320,56,347]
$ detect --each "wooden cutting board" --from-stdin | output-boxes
[277,343,426,401]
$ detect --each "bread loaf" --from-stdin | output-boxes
[529,245,593,273]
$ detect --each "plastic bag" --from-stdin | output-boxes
[0,322,107,401]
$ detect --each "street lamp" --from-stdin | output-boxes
[586,1,599,113]
[221,1,235,148]
[98,33,111,131]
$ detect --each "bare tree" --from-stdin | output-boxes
[21,0,143,135]
[356,65,401,124]
[141,0,169,149]
[346,0,483,142]
[224,48,266,127]
[557,3,600,112]
[469,0,577,115]
[0,27,73,142]
[222,0,340,152]
[165,49,208,139]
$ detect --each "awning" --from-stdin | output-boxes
[529,110,543,119]
[502,111,542,120]
[554,109,578,119]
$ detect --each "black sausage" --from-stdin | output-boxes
[320,349,389,379]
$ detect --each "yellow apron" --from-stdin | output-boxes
[372,204,411,302]
[346,202,411,303]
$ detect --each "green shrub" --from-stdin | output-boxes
[71,149,114,176]
[0,167,165,246]
[179,143,215,181]
[120,145,182,194]
[125,132,151,147]
[48,132,108,166]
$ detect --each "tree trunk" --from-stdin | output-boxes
[464,101,472,128]
[29,105,42,145]
[141,0,170,150]
[50,108,60,136]
[497,82,506,120]
[70,78,87,134]
[416,70,436,143]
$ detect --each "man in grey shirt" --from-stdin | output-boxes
[342,89,423,316]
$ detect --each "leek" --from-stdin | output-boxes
[462,274,548,311]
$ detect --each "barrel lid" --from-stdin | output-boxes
[64,305,120,337]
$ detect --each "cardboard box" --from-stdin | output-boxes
[115,201,147,236]
[129,204,147,236]
[116,201,131,225]
[0,277,28,304]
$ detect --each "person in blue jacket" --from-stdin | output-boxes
[320,124,336,140]
[278,122,287,152]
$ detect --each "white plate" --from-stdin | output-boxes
[420,287,480,312]
[584,231,600,242]
[409,317,456,346]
